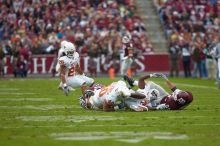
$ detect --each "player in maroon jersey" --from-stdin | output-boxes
[124,73,193,110]
[120,33,134,76]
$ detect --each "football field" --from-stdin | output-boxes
[0,77,220,146]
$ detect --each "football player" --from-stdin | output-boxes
[59,42,94,96]
[123,73,193,111]
[55,40,68,75]
[120,33,133,76]
[79,81,146,112]
[56,40,75,91]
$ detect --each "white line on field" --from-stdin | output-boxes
[0,88,19,91]
[2,123,220,129]
[0,105,73,110]
[0,98,52,101]
[50,131,188,142]
[16,115,124,122]
[154,81,218,90]
[0,92,36,95]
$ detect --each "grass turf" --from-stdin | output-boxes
[0,77,220,146]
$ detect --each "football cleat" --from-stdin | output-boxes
[123,75,134,87]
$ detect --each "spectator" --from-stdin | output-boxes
[181,42,192,78]
[168,41,180,77]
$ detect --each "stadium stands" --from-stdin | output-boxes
[0,0,153,57]
[155,0,219,78]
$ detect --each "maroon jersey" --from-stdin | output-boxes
[122,43,133,57]
[160,89,193,110]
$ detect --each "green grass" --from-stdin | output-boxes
[0,77,220,146]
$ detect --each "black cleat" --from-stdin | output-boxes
[123,75,134,87]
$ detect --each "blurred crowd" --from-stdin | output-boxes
[0,0,152,77]
[155,0,220,80]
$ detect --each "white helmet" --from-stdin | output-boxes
[64,42,76,58]
[148,89,159,101]
[60,40,68,49]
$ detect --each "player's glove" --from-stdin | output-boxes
[156,104,169,110]
[150,73,163,78]
[161,74,168,80]
[63,84,69,96]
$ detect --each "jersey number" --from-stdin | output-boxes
[99,86,114,97]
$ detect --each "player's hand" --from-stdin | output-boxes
[150,73,163,78]
[156,104,169,110]
[63,86,69,96]
[150,73,168,80]
[161,73,168,80]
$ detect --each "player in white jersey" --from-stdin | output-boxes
[59,42,94,96]
[56,40,76,91]
[123,73,193,111]
[120,33,134,76]
[56,40,68,74]
[79,81,146,111]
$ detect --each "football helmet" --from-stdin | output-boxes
[79,96,87,109]
[148,89,159,101]
[60,40,68,49]
[84,89,95,98]
[64,42,76,58]
[176,91,193,105]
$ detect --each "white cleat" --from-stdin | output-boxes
[68,86,75,91]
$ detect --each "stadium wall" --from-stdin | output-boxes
[4,54,183,75]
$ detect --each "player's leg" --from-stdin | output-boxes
[124,98,148,112]
[79,75,94,86]
[121,58,133,76]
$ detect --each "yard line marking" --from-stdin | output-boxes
[0,92,36,95]
[50,132,188,142]
[0,105,73,110]
[0,88,19,91]
[0,98,52,101]
[16,115,124,122]
[2,123,220,129]
[116,138,145,143]
[154,135,188,140]
[154,81,218,90]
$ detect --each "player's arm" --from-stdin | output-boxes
[59,61,69,95]
[60,64,67,86]
[165,79,177,91]
[138,75,151,89]
[147,104,169,111]
[138,73,164,89]
[103,99,115,112]
[130,92,146,99]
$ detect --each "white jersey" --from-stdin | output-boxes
[89,81,131,109]
[58,52,80,76]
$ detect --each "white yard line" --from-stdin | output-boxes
[0,105,73,110]
[2,123,220,129]
[0,98,52,101]
[16,115,124,122]
[0,92,36,95]
[154,81,218,90]
[50,131,189,142]
[0,88,19,91]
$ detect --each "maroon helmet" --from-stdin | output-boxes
[176,91,193,105]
